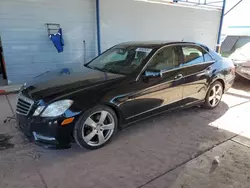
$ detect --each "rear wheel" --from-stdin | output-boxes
[203,81,223,109]
[74,105,118,150]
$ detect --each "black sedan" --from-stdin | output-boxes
[16,41,235,149]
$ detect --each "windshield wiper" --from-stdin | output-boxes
[86,66,106,72]
[86,65,120,75]
[93,67,105,72]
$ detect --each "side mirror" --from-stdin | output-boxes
[143,70,162,78]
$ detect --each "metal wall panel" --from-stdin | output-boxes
[100,0,221,52]
[0,0,96,84]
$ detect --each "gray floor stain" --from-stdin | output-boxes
[0,134,14,150]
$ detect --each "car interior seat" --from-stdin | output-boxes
[186,52,200,62]
[155,48,177,70]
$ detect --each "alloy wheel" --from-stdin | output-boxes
[82,110,115,147]
[208,84,223,107]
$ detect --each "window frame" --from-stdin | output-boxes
[180,45,205,66]
[180,44,215,67]
[203,49,214,62]
[136,43,215,81]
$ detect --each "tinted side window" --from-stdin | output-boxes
[147,46,180,71]
[181,46,204,66]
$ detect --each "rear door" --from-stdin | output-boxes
[180,44,215,104]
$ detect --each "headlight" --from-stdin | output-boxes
[33,106,45,116]
[40,100,73,117]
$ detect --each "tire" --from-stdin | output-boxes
[202,81,223,109]
[73,105,118,150]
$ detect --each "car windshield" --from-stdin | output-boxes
[86,46,153,75]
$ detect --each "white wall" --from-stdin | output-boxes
[0,0,96,84]
[100,0,221,51]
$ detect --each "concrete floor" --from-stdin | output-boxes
[1,79,250,188]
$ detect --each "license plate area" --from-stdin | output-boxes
[16,115,32,137]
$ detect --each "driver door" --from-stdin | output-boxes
[121,45,185,120]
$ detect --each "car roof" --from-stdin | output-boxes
[115,41,209,50]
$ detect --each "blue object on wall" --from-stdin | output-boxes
[60,68,71,75]
[50,28,64,53]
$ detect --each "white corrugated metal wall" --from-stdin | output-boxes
[0,0,97,84]
[100,0,221,51]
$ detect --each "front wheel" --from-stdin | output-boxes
[202,81,223,109]
[74,105,118,150]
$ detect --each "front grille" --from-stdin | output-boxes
[16,94,34,116]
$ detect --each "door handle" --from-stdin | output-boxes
[174,74,183,80]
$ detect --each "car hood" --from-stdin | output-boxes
[21,65,125,101]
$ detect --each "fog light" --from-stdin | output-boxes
[33,132,56,141]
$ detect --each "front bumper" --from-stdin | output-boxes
[16,114,76,149]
